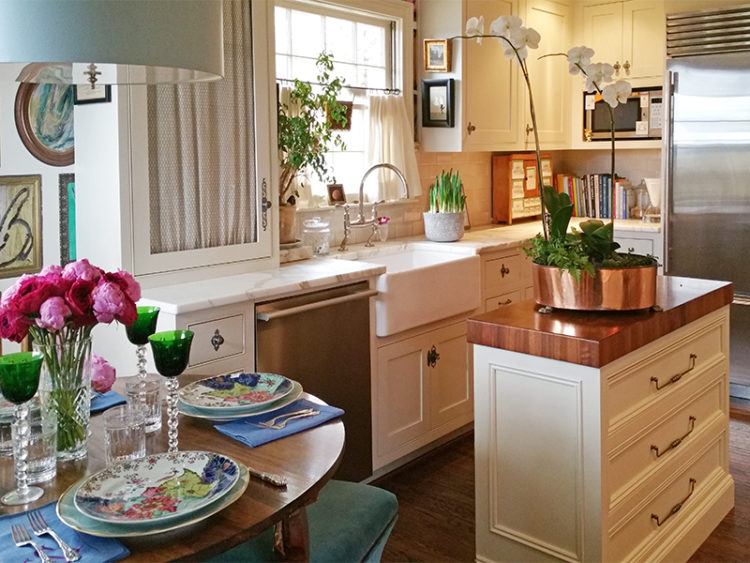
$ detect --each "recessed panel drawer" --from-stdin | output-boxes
[484,289,523,313]
[483,252,523,294]
[187,314,245,367]
[616,236,653,256]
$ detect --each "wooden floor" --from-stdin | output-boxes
[375,417,750,562]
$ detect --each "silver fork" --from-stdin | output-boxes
[11,524,51,563]
[28,509,79,562]
[255,408,315,429]
[262,410,320,430]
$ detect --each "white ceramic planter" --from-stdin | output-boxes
[423,212,465,242]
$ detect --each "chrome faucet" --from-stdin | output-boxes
[338,163,410,252]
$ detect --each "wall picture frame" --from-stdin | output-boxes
[74,84,112,105]
[424,38,451,72]
[14,83,74,167]
[0,175,43,278]
[422,78,455,128]
[59,173,76,265]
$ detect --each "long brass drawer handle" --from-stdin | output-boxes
[650,354,697,391]
[650,416,696,458]
[651,478,696,527]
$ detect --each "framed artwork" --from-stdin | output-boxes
[14,83,74,166]
[0,175,43,278]
[327,183,346,205]
[422,79,455,128]
[59,173,76,265]
[424,39,452,72]
[74,84,112,105]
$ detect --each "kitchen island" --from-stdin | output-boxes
[468,276,734,563]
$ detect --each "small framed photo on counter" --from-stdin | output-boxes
[423,39,451,72]
[422,78,454,128]
[74,84,112,105]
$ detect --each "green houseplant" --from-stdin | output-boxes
[424,169,467,242]
[277,52,348,244]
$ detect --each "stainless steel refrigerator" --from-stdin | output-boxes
[664,9,750,392]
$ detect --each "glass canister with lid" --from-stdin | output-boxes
[301,216,332,255]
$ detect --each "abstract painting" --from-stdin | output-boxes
[59,173,76,265]
[0,175,42,278]
[14,83,74,166]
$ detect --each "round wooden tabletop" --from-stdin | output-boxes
[0,374,345,561]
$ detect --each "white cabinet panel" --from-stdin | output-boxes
[583,2,623,70]
[431,323,472,427]
[622,0,665,80]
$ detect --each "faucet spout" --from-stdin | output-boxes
[356,163,409,222]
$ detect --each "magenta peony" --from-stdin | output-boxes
[11,276,61,315]
[105,270,141,302]
[62,258,103,283]
[36,297,72,332]
[91,354,116,393]
[65,279,96,326]
[0,307,31,342]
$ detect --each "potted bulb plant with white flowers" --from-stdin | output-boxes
[455,16,657,310]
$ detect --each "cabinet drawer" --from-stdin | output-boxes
[616,236,653,256]
[607,371,725,505]
[483,252,523,294]
[187,314,246,367]
[485,289,523,313]
[606,321,725,426]
[608,434,727,562]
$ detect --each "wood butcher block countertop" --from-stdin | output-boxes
[467,276,733,368]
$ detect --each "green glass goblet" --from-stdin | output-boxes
[148,330,193,454]
[125,306,160,383]
[0,351,44,505]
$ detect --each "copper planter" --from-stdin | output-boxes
[532,263,657,311]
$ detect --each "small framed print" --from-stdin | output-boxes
[327,183,346,205]
[421,78,454,128]
[424,39,451,72]
[74,84,112,105]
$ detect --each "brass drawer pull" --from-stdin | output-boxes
[650,416,696,458]
[427,345,440,368]
[211,329,225,351]
[650,354,697,391]
[500,264,510,278]
[651,478,696,527]
[498,298,512,306]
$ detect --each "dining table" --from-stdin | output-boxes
[0,373,346,561]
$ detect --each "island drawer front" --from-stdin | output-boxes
[187,313,246,367]
[605,319,726,428]
[483,252,523,294]
[616,236,654,256]
[485,289,524,313]
[607,433,727,562]
[606,370,725,506]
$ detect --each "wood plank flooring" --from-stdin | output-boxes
[374,418,750,562]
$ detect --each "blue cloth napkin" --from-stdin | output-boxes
[214,399,344,448]
[90,391,126,415]
[0,501,129,562]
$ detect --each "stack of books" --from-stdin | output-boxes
[556,173,630,219]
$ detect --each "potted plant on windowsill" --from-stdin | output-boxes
[453,17,657,310]
[424,169,466,242]
[277,52,347,244]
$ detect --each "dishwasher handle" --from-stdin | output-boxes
[256,289,378,322]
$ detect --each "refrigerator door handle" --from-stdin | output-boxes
[662,70,677,275]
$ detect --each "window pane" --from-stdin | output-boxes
[291,56,318,82]
[331,61,358,85]
[356,23,386,67]
[276,54,291,79]
[291,10,322,56]
[274,6,291,53]
[357,67,386,89]
[325,16,356,63]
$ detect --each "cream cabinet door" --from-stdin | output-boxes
[464,0,522,149]
[430,322,473,428]
[523,0,572,148]
[622,0,665,80]
[583,1,623,72]
[376,333,431,457]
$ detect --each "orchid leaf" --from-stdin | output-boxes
[542,185,573,240]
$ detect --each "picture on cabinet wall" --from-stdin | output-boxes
[74,84,112,105]
[0,175,42,279]
[421,78,454,128]
[59,173,76,265]
[424,39,451,72]
[14,82,74,167]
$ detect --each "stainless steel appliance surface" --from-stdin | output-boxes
[583,86,663,141]
[255,282,376,481]
[665,43,750,388]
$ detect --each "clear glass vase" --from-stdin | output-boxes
[36,336,92,461]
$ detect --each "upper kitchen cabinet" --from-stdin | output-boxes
[582,0,665,82]
[74,0,275,287]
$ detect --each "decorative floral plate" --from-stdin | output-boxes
[58,463,249,537]
[178,381,304,422]
[179,372,293,412]
[73,451,239,524]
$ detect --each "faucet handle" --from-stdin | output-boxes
[372,200,386,219]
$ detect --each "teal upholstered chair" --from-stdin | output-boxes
[209,480,398,563]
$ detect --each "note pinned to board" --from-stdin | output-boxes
[640,94,649,108]
[635,120,649,135]
[584,95,596,110]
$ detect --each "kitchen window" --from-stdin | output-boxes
[274,0,401,206]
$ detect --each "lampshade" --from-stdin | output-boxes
[0,0,224,84]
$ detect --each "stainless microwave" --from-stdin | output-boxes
[583,86,663,141]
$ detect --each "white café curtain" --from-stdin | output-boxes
[366,94,421,201]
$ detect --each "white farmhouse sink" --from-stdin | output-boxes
[362,249,481,337]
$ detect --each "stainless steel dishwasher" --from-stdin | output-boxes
[255,282,376,481]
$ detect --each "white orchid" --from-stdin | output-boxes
[566,45,594,75]
[489,15,522,39]
[584,62,615,92]
[465,16,484,44]
[508,26,540,60]
[602,79,632,108]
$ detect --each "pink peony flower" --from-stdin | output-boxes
[92,281,136,325]
[39,264,63,277]
[0,307,31,342]
[36,296,72,332]
[1,274,31,308]
[62,259,103,283]
[104,270,141,302]
[10,276,61,316]
[91,354,116,393]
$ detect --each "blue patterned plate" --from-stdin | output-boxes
[179,372,293,412]
[73,451,239,525]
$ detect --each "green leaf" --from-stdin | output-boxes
[542,185,573,240]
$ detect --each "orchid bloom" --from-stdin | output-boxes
[508,26,540,59]
[489,15,522,39]
[602,79,633,108]
[566,45,594,75]
[584,62,615,92]
[465,16,484,44]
